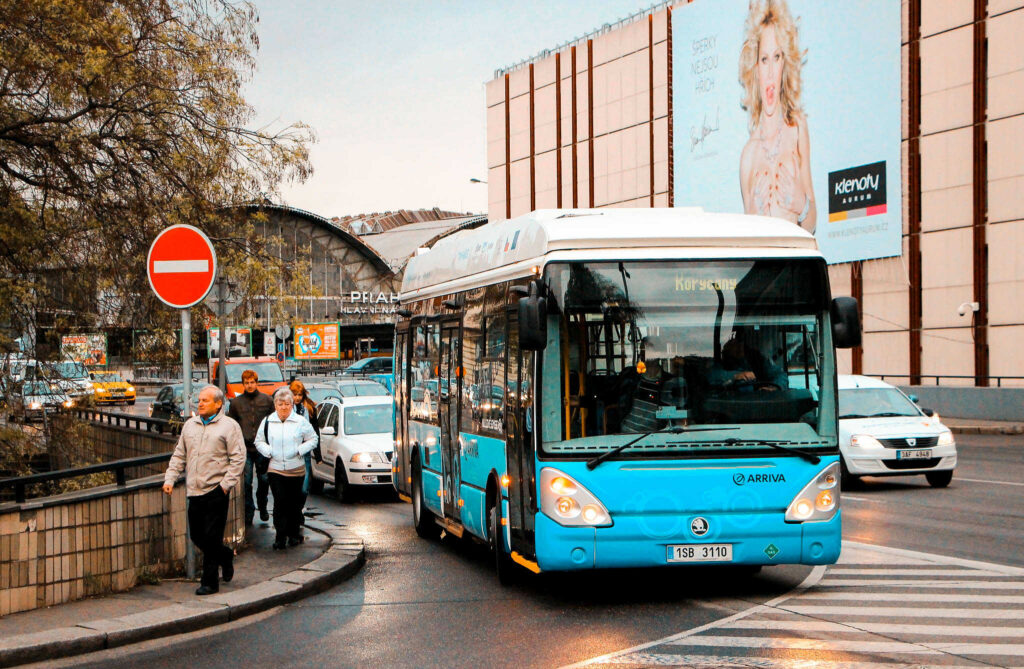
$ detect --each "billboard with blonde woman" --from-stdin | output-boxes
[673,0,901,264]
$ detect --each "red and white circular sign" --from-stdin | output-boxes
[146,224,217,308]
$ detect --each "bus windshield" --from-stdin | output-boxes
[542,259,832,457]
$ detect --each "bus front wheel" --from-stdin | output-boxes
[488,499,515,586]
[412,462,439,539]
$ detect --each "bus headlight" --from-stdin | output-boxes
[785,462,841,523]
[539,468,611,527]
[937,431,955,447]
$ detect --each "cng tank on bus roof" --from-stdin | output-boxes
[399,208,819,300]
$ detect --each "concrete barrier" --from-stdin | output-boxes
[899,385,1024,422]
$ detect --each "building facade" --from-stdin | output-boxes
[485,0,1024,387]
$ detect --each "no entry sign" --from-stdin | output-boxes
[147,225,217,308]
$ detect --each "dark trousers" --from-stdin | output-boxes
[243,451,270,521]
[187,486,233,588]
[269,473,304,542]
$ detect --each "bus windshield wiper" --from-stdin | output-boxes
[721,437,821,465]
[586,425,736,470]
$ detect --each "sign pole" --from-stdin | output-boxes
[217,280,227,394]
[181,308,196,580]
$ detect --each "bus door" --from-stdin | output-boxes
[393,326,411,497]
[438,322,462,519]
[505,316,537,556]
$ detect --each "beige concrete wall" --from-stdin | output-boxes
[486,1,1024,387]
[487,7,671,220]
[0,479,244,617]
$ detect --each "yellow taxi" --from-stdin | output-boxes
[89,372,136,406]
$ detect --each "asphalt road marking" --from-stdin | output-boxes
[955,476,1024,487]
[724,619,1024,637]
[564,541,1024,668]
[588,655,1002,668]
[667,636,939,653]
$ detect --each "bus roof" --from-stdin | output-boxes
[400,208,819,300]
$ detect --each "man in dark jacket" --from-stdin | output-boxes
[227,369,275,525]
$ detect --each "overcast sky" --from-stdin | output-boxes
[245,1,660,218]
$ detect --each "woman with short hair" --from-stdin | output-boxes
[254,387,317,549]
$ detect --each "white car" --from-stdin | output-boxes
[18,380,73,422]
[838,375,957,488]
[310,396,394,501]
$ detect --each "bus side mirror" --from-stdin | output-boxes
[831,297,862,349]
[518,282,547,351]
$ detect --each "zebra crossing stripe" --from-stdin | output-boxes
[667,636,939,653]
[799,591,1024,603]
[592,655,1015,668]
[723,619,1024,637]
[818,578,1024,589]
[781,605,1022,619]
[824,568,1004,577]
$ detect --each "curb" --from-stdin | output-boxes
[950,425,1024,435]
[0,519,364,667]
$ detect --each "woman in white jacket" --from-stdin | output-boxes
[255,387,318,549]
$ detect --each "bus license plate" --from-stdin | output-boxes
[897,449,932,460]
[667,544,733,563]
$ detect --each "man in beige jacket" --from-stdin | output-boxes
[163,385,246,595]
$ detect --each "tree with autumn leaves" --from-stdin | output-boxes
[0,0,316,358]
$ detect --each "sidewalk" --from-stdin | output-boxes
[0,513,364,667]
[942,416,1024,435]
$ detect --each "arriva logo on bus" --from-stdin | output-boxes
[734,473,786,486]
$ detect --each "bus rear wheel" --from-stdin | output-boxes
[412,462,439,539]
[488,499,515,586]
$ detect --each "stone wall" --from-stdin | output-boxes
[0,476,245,617]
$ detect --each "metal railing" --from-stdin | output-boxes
[75,408,175,433]
[0,452,172,504]
[867,374,1024,388]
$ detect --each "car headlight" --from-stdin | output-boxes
[127,386,135,393]
[539,468,612,527]
[937,431,955,447]
[29,401,42,410]
[785,462,840,523]
[351,452,375,464]
[850,434,883,449]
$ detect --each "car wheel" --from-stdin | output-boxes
[334,459,353,502]
[128,400,135,406]
[488,496,515,586]
[925,469,953,488]
[412,461,439,539]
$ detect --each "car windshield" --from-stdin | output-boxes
[54,362,89,379]
[337,381,390,397]
[307,386,340,405]
[839,388,921,418]
[225,362,284,384]
[93,373,122,383]
[344,404,393,435]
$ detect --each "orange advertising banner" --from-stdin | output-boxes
[294,322,340,360]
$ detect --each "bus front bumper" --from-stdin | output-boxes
[533,510,840,571]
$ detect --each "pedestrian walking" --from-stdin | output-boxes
[288,380,321,513]
[227,369,275,525]
[254,387,318,549]
[162,385,245,595]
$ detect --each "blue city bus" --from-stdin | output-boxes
[391,209,860,582]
